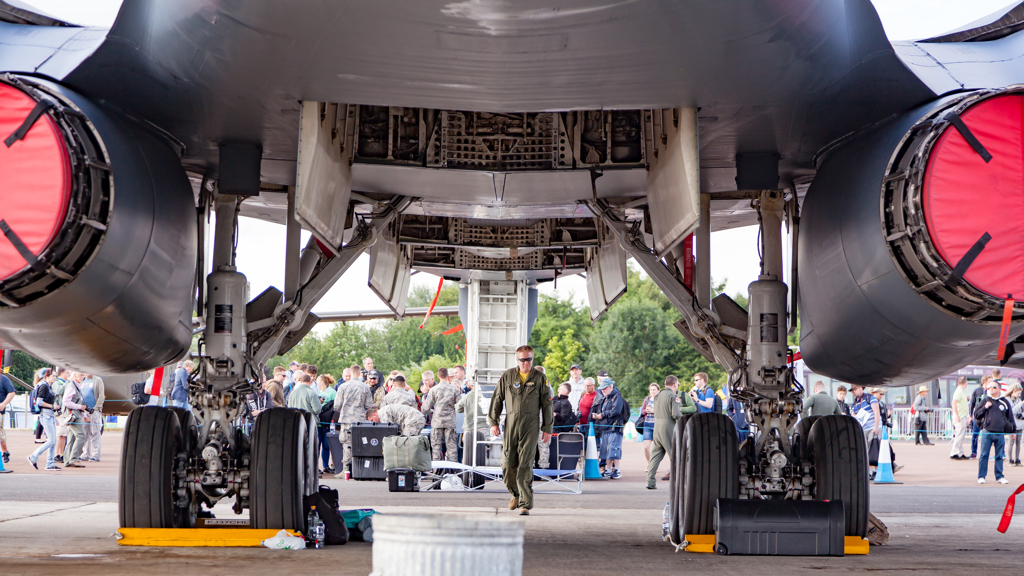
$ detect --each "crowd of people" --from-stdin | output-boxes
[2,368,107,471]
[229,357,480,478]
[11,354,1021,492]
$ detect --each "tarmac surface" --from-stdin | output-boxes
[2,429,1023,575]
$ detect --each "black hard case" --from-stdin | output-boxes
[351,422,400,457]
[714,499,845,556]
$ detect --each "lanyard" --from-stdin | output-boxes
[998,483,1024,533]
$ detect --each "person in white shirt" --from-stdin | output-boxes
[564,364,585,411]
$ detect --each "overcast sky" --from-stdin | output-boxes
[21,0,1020,315]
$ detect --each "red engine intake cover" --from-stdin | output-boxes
[0,83,72,282]
[923,94,1024,300]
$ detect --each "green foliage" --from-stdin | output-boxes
[270,281,465,385]
[542,329,585,384]
[408,282,460,307]
[586,298,681,400]
[528,292,591,365]
[404,354,454,394]
[5,350,49,389]
[274,272,738,401]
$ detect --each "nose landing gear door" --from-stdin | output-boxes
[368,221,412,318]
[584,222,627,322]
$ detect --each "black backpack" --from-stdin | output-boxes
[130,382,150,405]
[618,396,631,426]
[712,393,723,414]
[304,487,348,545]
[29,385,41,414]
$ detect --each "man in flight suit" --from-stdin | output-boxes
[646,375,695,489]
[489,345,553,516]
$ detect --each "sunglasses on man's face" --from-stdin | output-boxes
[517,357,533,363]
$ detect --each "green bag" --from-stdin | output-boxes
[383,435,432,472]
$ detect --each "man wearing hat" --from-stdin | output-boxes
[564,364,585,412]
[912,384,934,445]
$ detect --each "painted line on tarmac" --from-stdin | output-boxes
[0,502,97,524]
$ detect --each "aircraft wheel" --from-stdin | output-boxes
[808,415,869,537]
[119,407,184,528]
[680,413,739,536]
[250,408,307,530]
[303,411,318,496]
[167,407,199,528]
[793,415,819,463]
[668,413,692,544]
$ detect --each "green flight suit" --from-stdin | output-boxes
[488,366,553,510]
[646,388,697,488]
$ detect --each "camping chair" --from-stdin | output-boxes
[533,432,584,494]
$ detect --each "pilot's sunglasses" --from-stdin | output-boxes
[517,357,533,363]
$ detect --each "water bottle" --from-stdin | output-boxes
[662,502,671,541]
[306,506,325,549]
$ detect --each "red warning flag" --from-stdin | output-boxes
[997,296,1015,365]
[440,324,464,336]
[419,277,445,329]
[997,483,1024,533]
[151,365,165,397]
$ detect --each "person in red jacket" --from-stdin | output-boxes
[577,378,597,426]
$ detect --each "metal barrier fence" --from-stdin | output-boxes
[890,407,954,440]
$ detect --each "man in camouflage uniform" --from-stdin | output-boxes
[457,376,490,467]
[421,367,461,461]
[489,345,553,515]
[332,364,373,475]
[367,404,426,436]
[382,375,418,409]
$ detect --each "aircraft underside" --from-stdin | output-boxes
[1,0,1024,549]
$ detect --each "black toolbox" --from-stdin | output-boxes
[351,422,400,458]
[387,469,419,492]
[351,455,387,480]
[714,499,845,556]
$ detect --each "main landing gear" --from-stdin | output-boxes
[589,189,869,546]
[117,180,405,530]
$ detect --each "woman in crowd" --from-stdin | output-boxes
[316,374,337,474]
[640,382,659,462]
[577,377,597,427]
[1009,384,1023,467]
[28,369,60,470]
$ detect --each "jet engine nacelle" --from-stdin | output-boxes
[800,87,1024,386]
[0,76,196,374]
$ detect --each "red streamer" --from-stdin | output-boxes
[151,365,165,397]
[998,483,1024,533]
[440,324,464,336]
[997,295,1014,362]
[419,277,445,329]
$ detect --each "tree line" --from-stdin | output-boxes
[274,264,740,402]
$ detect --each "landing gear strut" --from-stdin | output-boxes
[589,188,869,543]
[117,181,406,529]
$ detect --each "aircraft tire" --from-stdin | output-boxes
[303,411,318,496]
[793,415,819,464]
[250,408,307,531]
[167,407,199,528]
[808,415,869,537]
[668,413,691,544]
[118,406,184,528]
[681,413,738,536]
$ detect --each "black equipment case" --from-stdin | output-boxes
[387,468,419,492]
[714,499,845,556]
[351,455,387,480]
[351,422,400,458]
